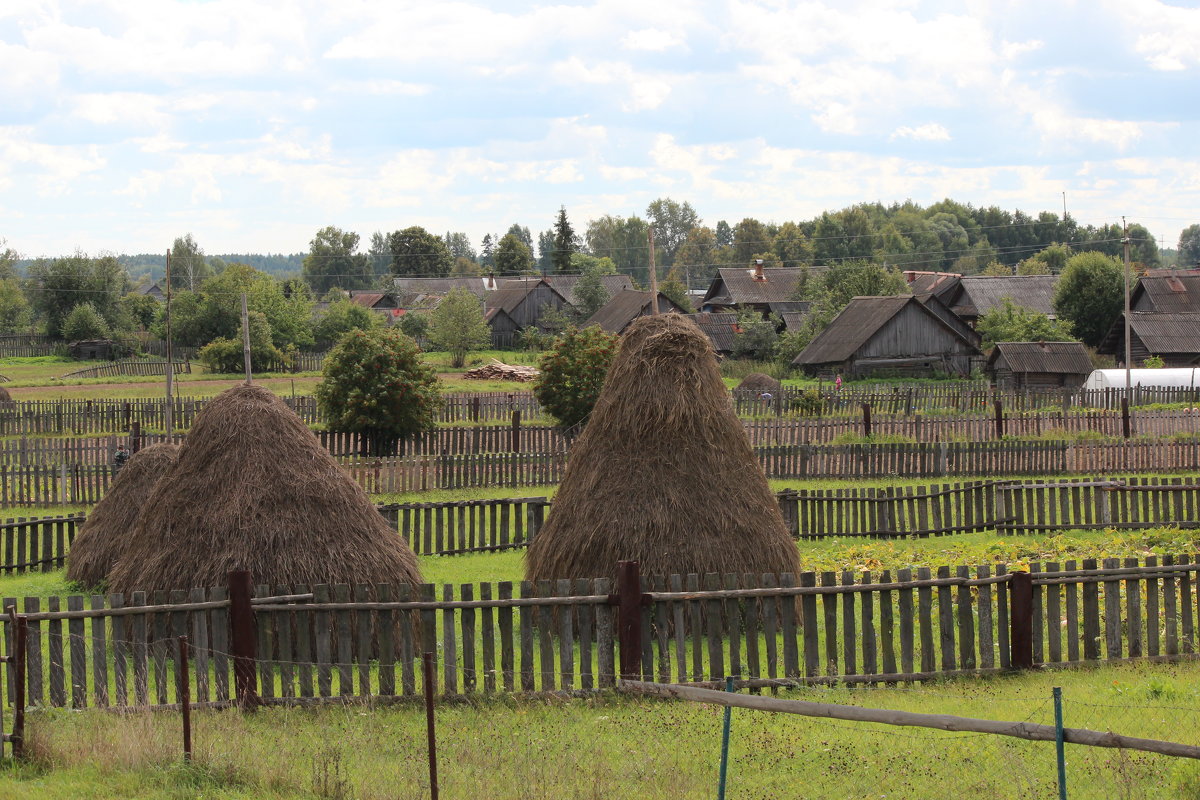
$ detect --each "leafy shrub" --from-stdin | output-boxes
[534,325,619,430]
[791,388,823,416]
[315,327,442,456]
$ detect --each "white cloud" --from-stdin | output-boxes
[891,123,951,142]
[621,28,686,52]
[551,57,672,111]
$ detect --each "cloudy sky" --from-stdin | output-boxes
[2,0,1198,258]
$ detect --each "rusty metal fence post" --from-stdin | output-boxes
[1010,571,1034,670]
[228,570,259,710]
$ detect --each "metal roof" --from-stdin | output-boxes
[1129,312,1200,354]
[1132,270,1200,313]
[681,312,739,353]
[701,267,826,307]
[952,275,1058,318]
[986,341,1092,374]
[583,290,686,333]
[499,274,634,306]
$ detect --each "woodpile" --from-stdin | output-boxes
[463,359,540,382]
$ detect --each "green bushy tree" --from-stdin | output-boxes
[1053,251,1124,347]
[534,325,619,431]
[313,298,379,349]
[427,287,491,367]
[197,311,285,373]
[315,327,442,456]
[61,301,112,342]
[975,299,1076,350]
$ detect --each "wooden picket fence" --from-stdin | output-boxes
[0,440,1198,506]
[3,556,1197,710]
[733,383,1200,415]
[378,497,548,556]
[59,360,192,380]
[4,474,1198,573]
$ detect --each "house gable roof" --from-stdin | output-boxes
[1131,269,1200,313]
[952,275,1058,318]
[484,279,568,316]
[701,267,824,307]
[1101,311,1200,355]
[498,274,633,306]
[986,341,1092,374]
[681,312,738,353]
[583,290,688,333]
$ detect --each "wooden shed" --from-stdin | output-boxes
[986,341,1092,390]
[792,296,980,379]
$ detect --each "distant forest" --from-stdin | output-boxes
[16,253,305,283]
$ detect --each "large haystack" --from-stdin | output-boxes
[66,442,179,588]
[736,372,781,395]
[525,315,799,582]
[108,385,422,593]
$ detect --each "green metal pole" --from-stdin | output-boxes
[718,676,734,800]
[1054,686,1067,800]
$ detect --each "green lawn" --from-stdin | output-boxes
[4,660,1200,799]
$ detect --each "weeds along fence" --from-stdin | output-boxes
[2,557,1199,712]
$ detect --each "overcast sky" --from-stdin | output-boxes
[2,0,1198,259]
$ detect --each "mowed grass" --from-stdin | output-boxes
[5,660,1200,799]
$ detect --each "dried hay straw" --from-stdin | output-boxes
[735,373,781,394]
[66,442,179,589]
[109,384,422,593]
[525,314,799,582]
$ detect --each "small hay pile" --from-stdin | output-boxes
[525,315,799,582]
[66,442,179,589]
[0,385,14,408]
[108,384,422,594]
[736,373,781,395]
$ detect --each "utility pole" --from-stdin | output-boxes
[648,226,660,315]
[1062,191,1067,221]
[1123,217,1132,400]
[241,292,253,385]
[164,250,174,439]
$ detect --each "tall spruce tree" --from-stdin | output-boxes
[552,207,578,274]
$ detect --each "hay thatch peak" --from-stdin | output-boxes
[525,314,799,583]
[108,384,421,594]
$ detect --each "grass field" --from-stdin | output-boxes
[3,660,1199,799]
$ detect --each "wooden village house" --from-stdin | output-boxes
[792,295,981,379]
[484,278,570,347]
[699,264,823,315]
[986,341,1092,390]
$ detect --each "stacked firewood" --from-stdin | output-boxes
[462,359,541,382]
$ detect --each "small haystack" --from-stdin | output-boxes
[736,372,781,396]
[108,385,422,593]
[0,385,14,408]
[66,442,179,589]
[525,315,799,582]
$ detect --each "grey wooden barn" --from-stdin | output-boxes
[986,341,1092,390]
[792,295,981,379]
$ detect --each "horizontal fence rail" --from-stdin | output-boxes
[4,556,1198,709]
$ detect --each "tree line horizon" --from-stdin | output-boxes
[9,197,1195,295]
